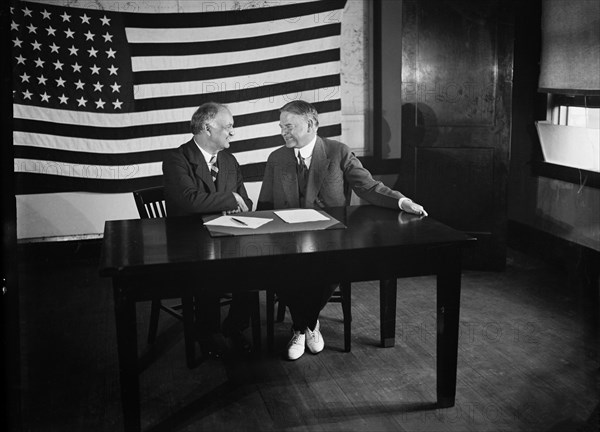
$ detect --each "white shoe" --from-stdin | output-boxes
[287,330,306,360]
[305,320,324,354]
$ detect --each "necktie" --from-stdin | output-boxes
[297,153,308,194]
[209,155,218,184]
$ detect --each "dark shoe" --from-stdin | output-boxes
[227,330,253,354]
[198,333,224,359]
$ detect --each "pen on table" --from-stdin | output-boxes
[231,217,248,226]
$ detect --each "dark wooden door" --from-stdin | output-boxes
[397,0,514,270]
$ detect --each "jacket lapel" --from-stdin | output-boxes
[305,137,330,206]
[281,147,300,206]
[183,139,216,193]
[215,152,228,192]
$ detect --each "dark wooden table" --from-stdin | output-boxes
[99,205,474,432]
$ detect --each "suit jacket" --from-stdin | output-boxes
[163,139,252,217]
[257,136,404,210]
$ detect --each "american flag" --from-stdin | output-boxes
[11,0,346,194]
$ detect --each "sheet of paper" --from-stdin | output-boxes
[274,209,330,224]
[204,216,272,229]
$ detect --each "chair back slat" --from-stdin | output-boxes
[133,187,168,219]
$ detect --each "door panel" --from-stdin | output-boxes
[416,147,495,232]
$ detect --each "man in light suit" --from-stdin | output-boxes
[163,102,253,355]
[258,100,427,360]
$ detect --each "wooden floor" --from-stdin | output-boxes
[17,244,599,432]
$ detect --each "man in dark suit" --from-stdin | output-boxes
[258,100,427,360]
[163,102,253,354]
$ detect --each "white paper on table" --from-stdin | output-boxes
[274,209,330,224]
[204,216,272,229]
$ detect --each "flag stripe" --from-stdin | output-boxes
[14,166,266,194]
[132,75,341,112]
[130,24,341,61]
[14,125,343,166]
[13,95,341,129]
[13,100,342,142]
[127,13,341,45]
[122,0,346,29]
[133,61,340,100]
[14,172,165,194]
[134,49,340,86]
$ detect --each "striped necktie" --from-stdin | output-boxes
[209,155,218,184]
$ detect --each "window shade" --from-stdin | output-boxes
[538,0,600,95]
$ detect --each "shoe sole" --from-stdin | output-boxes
[307,345,324,354]
[287,351,305,360]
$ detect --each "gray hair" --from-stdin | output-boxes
[190,102,227,134]
[280,100,319,128]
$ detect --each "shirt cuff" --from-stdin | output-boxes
[398,197,412,210]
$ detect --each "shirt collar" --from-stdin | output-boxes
[296,135,317,160]
[194,137,217,165]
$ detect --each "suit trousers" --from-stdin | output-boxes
[197,292,252,337]
[277,283,338,331]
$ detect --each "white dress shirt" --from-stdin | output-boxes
[194,138,218,172]
[295,136,317,168]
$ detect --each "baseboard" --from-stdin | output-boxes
[508,220,600,281]
[17,238,103,265]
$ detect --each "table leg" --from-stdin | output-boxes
[436,250,462,408]
[266,290,275,352]
[181,296,196,368]
[113,280,141,432]
[380,278,397,347]
[250,291,262,352]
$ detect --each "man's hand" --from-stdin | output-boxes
[400,199,428,217]
[232,192,249,212]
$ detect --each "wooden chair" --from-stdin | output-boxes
[266,282,352,352]
[133,186,198,368]
[133,186,262,366]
